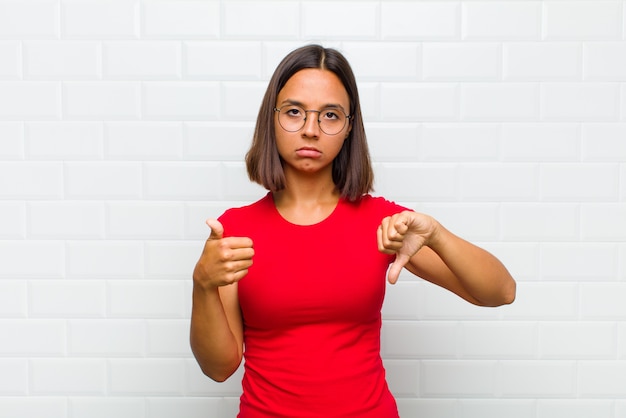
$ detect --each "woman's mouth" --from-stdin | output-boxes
[295,147,322,158]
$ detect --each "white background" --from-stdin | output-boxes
[1,1,626,417]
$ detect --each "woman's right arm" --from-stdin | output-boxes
[190,219,253,382]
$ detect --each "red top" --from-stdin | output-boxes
[219,193,407,418]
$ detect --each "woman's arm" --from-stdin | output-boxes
[190,219,252,381]
[378,211,516,307]
[190,283,243,382]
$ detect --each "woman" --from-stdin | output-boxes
[190,45,516,418]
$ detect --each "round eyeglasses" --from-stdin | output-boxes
[274,105,352,136]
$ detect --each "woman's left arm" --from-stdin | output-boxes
[378,211,516,307]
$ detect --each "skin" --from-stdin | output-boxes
[190,68,516,382]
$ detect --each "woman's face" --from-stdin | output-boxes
[274,68,352,177]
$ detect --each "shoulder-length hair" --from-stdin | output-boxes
[245,44,373,202]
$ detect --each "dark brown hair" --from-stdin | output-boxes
[245,44,374,202]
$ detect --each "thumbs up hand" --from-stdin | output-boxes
[193,219,255,290]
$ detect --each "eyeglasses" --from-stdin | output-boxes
[274,105,352,136]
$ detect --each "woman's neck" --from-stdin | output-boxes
[272,172,340,225]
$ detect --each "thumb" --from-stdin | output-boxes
[205,218,224,240]
[387,254,410,285]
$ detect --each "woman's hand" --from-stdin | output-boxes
[193,219,254,290]
[190,218,248,382]
[378,210,516,306]
[377,211,438,284]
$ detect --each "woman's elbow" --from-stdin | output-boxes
[201,362,240,383]
[476,277,516,307]
[504,279,516,305]
[207,371,232,383]
[492,277,516,307]
[191,345,242,383]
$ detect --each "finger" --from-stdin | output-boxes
[227,266,251,284]
[386,215,408,242]
[377,223,394,254]
[381,217,405,252]
[387,254,410,284]
[226,245,255,261]
[393,217,409,236]
[378,221,402,253]
[231,270,249,283]
[206,218,224,240]
[223,258,254,275]
[221,236,254,250]
[220,252,255,284]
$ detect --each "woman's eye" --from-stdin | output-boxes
[322,111,339,120]
[285,108,302,117]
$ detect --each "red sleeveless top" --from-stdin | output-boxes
[219,193,406,418]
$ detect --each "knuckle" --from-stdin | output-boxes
[218,245,233,261]
[222,261,237,273]
[218,248,233,262]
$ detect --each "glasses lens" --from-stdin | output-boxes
[318,108,346,135]
[276,106,348,135]
[277,106,305,132]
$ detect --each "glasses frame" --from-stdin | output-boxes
[273,105,352,136]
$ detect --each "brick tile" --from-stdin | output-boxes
[0,41,22,78]
[421,360,497,396]
[142,82,219,120]
[103,42,181,79]
[26,122,103,160]
[63,82,140,120]
[24,41,100,79]
[0,82,60,120]
[105,122,183,160]
[64,162,142,199]
[62,0,139,38]
[381,2,460,40]
[0,320,66,356]
[184,41,262,79]
[0,202,25,239]
[462,2,541,40]
[68,319,146,356]
[302,1,377,39]
[143,162,221,200]
[66,241,144,279]
[504,42,582,81]
[143,0,219,38]
[69,398,145,418]
[543,1,622,40]
[343,42,421,80]
[541,83,620,121]
[0,359,28,395]
[223,1,299,38]
[31,359,106,395]
[109,358,184,395]
[0,398,66,418]
[461,83,540,121]
[499,360,576,397]
[582,123,626,161]
[423,43,500,81]
[578,361,626,396]
[0,122,23,159]
[29,280,106,318]
[537,399,613,418]
[0,1,59,39]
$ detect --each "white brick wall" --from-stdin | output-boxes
[0,1,625,417]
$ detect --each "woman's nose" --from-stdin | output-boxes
[302,111,321,137]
